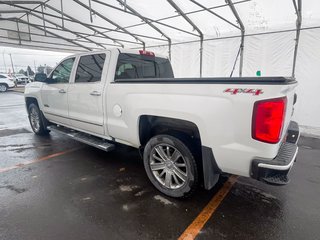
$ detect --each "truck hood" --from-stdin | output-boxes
[25,82,44,94]
[26,82,43,88]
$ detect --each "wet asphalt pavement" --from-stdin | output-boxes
[0,91,320,240]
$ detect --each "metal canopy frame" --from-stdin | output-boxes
[1,17,92,50]
[72,0,146,49]
[190,0,241,31]
[167,0,203,77]
[114,0,172,59]
[292,0,302,78]
[93,0,198,38]
[0,26,99,49]
[44,4,125,47]
[0,9,164,44]
[105,0,250,34]
[0,3,106,49]
[1,1,126,47]
[226,0,245,77]
[0,18,123,48]
[26,11,106,49]
[0,0,303,78]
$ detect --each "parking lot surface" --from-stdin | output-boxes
[1,91,319,240]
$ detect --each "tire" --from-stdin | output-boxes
[0,84,8,92]
[28,103,50,136]
[143,134,198,198]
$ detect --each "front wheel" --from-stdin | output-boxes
[143,135,198,198]
[0,84,8,92]
[28,103,49,136]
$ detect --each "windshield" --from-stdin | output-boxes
[115,53,174,80]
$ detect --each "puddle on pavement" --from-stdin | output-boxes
[0,128,31,137]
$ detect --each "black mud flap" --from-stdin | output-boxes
[201,146,221,190]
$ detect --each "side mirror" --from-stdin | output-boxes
[34,73,47,82]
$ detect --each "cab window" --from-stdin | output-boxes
[75,54,106,83]
[115,53,174,80]
[116,63,138,78]
[50,58,75,84]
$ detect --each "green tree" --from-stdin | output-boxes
[18,69,25,75]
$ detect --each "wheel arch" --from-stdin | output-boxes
[25,96,50,135]
[25,97,40,112]
[25,96,39,106]
[138,115,221,190]
[25,97,47,123]
[138,115,201,147]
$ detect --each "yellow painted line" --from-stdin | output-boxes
[179,175,238,240]
[0,147,80,173]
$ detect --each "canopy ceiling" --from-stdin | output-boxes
[0,0,319,77]
[0,0,317,52]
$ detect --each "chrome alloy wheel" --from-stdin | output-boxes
[149,144,188,189]
[30,107,40,132]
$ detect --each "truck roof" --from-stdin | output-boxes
[67,48,168,60]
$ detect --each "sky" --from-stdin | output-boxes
[0,46,71,74]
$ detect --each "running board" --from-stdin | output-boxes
[48,125,115,152]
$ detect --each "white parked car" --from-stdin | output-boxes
[24,49,300,198]
[14,74,30,84]
[0,74,15,92]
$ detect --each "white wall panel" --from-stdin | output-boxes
[242,32,295,77]
[293,28,320,129]
[202,37,241,77]
[170,42,200,77]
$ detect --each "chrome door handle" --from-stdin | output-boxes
[90,91,101,96]
[59,89,66,93]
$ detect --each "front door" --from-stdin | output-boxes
[41,57,75,125]
[67,52,108,135]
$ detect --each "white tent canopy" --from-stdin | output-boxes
[0,0,320,134]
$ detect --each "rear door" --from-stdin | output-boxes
[108,51,174,142]
[41,57,75,125]
[67,52,109,136]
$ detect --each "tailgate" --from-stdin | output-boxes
[280,83,298,142]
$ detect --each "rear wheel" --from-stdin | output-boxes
[143,134,198,198]
[0,84,8,92]
[28,103,49,136]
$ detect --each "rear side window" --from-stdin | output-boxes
[115,53,174,80]
[0,75,5,78]
[75,54,106,83]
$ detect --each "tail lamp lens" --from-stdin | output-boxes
[252,97,287,144]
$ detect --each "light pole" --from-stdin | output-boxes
[2,51,7,73]
[9,53,15,75]
[9,53,17,86]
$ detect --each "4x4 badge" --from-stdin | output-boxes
[224,88,263,96]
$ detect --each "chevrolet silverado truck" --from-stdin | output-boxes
[24,49,300,198]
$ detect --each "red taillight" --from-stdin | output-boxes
[139,50,155,57]
[252,97,287,144]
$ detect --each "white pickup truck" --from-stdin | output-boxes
[25,49,300,198]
